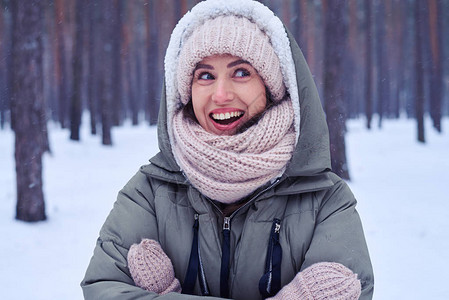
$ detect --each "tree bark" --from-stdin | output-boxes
[428,0,443,133]
[323,0,350,180]
[124,1,139,125]
[86,0,98,135]
[111,0,123,126]
[70,0,85,141]
[99,0,113,145]
[415,0,425,143]
[146,0,160,125]
[374,0,389,128]
[0,4,7,129]
[54,0,69,128]
[364,0,373,129]
[11,0,47,222]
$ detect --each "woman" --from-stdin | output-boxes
[81,1,374,299]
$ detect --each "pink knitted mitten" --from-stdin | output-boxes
[127,239,182,295]
[268,262,361,300]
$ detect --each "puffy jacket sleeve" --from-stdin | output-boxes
[301,173,374,299]
[80,168,224,300]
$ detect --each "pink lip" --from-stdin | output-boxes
[210,108,243,114]
[209,108,245,133]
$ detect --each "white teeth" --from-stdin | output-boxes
[212,111,243,120]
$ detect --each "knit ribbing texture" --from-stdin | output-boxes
[177,15,286,105]
[127,239,182,295]
[268,262,362,300]
[172,100,295,204]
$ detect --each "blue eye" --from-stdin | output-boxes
[198,72,214,80]
[234,69,251,78]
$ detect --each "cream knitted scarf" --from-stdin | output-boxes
[172,100,296,204]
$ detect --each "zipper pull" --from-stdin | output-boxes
[223,217,230,231]
[273,218,281,240]
[274,222,281,234]
[193,213,199,229]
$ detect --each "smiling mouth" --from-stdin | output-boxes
[210,111,244,125]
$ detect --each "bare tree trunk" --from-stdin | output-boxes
[11,0,47,222]
[389,0,404,119]
[443,1,448,112]
[111,0,123,126]
[415,0,425,143]
[146,0,160,125]
[86,0,98,135]
[55,0,70,128]
[99,0,113,145]
[44,0,59,124]
[291,0,302,49]
[0,4,8,129]
[132,1,145,125]
[123,1,139,125]
[323,0,350,180]
[70,0,85,141]
[347,0,359,118]
[364,0,373,129]
[1,2,13,130]
[428,0,443,133]
[374,0,389,128]
[298,0,309,60]
[396,0,408,118]
[404,0,416,118]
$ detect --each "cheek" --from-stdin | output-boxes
[247,90,267,116]
[191,91,208,124]
[256,96,267,114]
[244,77,267,114]
[191,102,203,123]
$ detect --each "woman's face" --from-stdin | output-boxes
[191,54,267,135]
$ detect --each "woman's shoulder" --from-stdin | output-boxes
[279,171,356,211]
[119,161,188,204]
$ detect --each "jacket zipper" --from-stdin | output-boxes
[261,218,282,297]
[265,219,282,297]
[218,178,281,298]
[220,216,231,298]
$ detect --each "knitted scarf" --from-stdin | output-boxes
[172,99,296,204]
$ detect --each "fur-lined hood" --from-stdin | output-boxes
[154,0,331,178]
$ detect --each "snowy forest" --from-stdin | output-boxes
[1,0,448,222]
[1,1,449,299]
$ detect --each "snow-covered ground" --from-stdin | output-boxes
[1,117,448,300]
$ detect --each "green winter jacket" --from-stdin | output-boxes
[81,4,374,300]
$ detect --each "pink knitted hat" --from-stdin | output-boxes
[127,239,181,295]
[177,15,286,105]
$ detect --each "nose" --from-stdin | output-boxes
[211,78,233,104]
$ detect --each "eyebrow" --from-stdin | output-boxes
[227,59,251,68]
[193,59,252,72]
[194,63,213,71]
